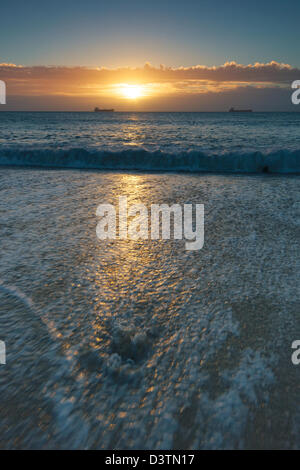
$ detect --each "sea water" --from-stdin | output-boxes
[0,111,299,173]
[0,112,299,449]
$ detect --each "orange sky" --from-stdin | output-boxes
[1,61,299,111]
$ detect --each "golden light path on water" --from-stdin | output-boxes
[0,168,299,449]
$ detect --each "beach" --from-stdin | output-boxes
[0,166,299,449]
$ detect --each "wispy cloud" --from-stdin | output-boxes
[0,61,298,110]
[1,60,299,88]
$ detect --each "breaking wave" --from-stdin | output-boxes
[0,147,299,174]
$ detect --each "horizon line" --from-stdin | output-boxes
[0,110,299,113]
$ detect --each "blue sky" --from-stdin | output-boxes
[1,0,299,110]
[1,0,300,67]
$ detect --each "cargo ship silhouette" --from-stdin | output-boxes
[229,107,252,112]
[94,107,114,112]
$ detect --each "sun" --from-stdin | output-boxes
[120,84,144,99]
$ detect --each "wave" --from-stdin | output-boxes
[0,147,299,174]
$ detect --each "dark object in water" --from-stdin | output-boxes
[262,166,269,173]
[94,107,114,112]
[229,107,253,112]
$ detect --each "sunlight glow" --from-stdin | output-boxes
[120,84,145,99]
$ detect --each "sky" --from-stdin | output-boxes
[1,0,300,110]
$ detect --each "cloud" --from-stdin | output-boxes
[0,60,299,84]
[0,61,299,110]
[4,86,296,112]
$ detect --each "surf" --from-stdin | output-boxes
[0,147,299,174]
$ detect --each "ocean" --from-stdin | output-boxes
[0,111,299,173]
[0,112,299,449]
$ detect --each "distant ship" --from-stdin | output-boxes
[94,107,114,112]
[229,107,252,112]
